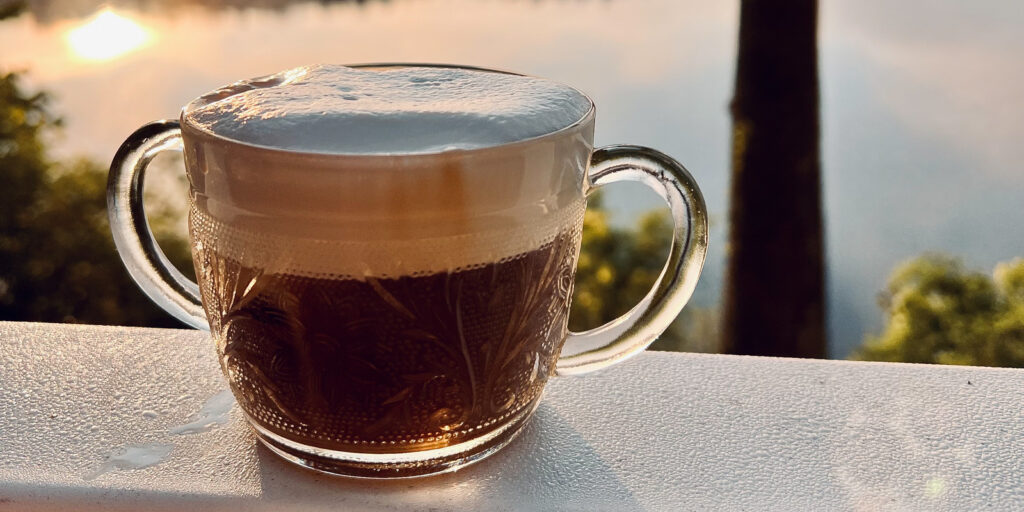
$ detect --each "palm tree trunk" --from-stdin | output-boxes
[723,0,825,358]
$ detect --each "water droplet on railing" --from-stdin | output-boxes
[168,390,235,435]
[84,443,174,480]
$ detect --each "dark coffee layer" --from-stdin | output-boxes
[193,230,581,453]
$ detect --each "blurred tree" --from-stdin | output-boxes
[724,0,825,358]
[570,192,719,353]
[854,256,1024,367]
[0,70,191,327]
[0,1,25,21]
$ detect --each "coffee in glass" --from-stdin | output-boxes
[109,64,707,477]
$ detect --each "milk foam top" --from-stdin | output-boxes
[184,64,592,154]
[180,64,596,278]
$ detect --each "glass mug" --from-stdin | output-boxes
[108,64,707,478]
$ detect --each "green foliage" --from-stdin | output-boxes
[570,192,719,353]
[0,71,191,327]
[854,255,1024,367]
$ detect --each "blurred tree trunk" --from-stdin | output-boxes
[723,0,825,357]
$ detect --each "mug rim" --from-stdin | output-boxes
[178,63,597,160]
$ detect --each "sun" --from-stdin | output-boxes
[66,9,152,61]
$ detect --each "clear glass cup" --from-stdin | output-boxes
[108,64,707,478]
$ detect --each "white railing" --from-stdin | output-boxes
[1,321,1022,510]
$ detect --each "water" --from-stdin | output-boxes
[84,443,174,480]
[2,0,1022,357]
[168,390,235,435]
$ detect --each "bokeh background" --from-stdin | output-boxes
[2,0,1022,363]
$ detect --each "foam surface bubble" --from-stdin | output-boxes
[184,64,592,154]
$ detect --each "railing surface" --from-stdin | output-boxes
[1,321,1023,511]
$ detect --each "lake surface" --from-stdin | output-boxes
[3,0,1022,357]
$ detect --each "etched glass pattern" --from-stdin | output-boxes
[190,202,584,453]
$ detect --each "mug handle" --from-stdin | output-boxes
[555,145,708,376]
[108,120,209,330]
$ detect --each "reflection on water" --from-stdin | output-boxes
[66,9,152,61]
[2,0,1022,356]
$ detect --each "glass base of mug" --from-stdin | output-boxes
[248,398,540,479]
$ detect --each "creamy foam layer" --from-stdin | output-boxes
[190,196,586,279]
[184,65,592,154]
[181,65,595,278]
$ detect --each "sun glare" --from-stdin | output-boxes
[66,9,152,61]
